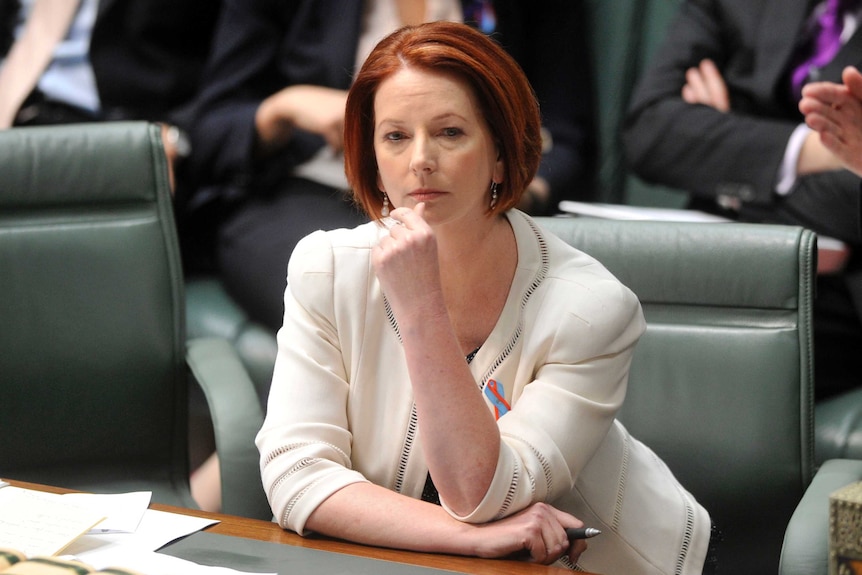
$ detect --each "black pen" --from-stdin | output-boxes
[565,527,602,540]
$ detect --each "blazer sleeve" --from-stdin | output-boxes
[256,230,369,535]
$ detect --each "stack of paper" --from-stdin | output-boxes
[0,482,275,575]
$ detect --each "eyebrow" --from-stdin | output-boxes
[376,112,470,129]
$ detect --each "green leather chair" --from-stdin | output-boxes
[584,0,688,208]
[537,217,862,574]
[0,122,270,520]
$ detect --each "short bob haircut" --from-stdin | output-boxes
[344,21,543,220]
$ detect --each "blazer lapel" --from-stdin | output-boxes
[820,24,862,81]
[755,0,816,88]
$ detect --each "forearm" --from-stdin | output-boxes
[305,482,586,565]
[398,307,500,515]
[624,100,795,202]
[305,482,478,554]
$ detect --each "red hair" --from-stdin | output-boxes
[344,21,542,219]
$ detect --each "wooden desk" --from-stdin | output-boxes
[7,480,590,575]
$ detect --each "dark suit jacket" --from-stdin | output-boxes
[623,0,862,245]
[90,0,221,123]
[0,0,220,125]
[186,0,594,214]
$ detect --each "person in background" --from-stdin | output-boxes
[0,0,221,193]
[255,21,714,574]
[800,65,862,176]
[181,0,594,333]
[623,0,862,400]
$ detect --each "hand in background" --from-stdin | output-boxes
[800,66,862,177]
[255,85,348,157]
[681,59,730,112]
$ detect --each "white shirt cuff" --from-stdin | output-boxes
[776,124,812,196]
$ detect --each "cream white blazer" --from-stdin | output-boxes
[257,210,711,574]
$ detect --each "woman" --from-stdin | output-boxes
[256,21,712,573]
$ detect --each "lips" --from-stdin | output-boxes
[408,188,446,201]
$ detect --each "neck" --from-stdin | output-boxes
[435,212,509,269]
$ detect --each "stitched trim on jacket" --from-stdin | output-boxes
[395,403,419,494]
[494,457,522,520]
[612,433,630,531]
[262,441,350,468]
[283,482,317,527]
[671,465,696,575]
[479,214,549,386]
[500,430,553,501]
[267,457,317,505]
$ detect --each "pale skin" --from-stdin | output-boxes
[799,65,862,177]
[303,65,587,565]
[682,58,843,174]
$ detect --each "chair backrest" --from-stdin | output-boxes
[0,122,193,506]
[585,0,689,207]
[536,217,816,574]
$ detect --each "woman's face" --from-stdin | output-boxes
[373,66,504,227]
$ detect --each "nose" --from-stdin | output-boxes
[409,133,436,174]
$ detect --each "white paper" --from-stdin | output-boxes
[0,488,105,557]
[558,200,733,222]
[67,508,218,556]
[63,491,151,533]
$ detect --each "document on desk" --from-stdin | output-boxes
[68,508,218,556]
[63,490,151,533]
[558,200,733,222]
[0,486,106,557]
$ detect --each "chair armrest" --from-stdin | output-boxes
[780,459,862,575]
[186,337,272,520]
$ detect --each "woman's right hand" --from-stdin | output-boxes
[255,85,348,155]
[467,502,589,566]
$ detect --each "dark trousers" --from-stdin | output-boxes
[216,178,368,331]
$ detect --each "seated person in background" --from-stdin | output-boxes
[256,21,714,574]
[0,0,221,191]
[623,0,862,400]
[182,0,594,333]
[800,65,862,177]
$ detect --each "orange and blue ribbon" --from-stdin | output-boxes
[484,379,510,420]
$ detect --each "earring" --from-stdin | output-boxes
[489,182,499,209]
[381,192,390,217]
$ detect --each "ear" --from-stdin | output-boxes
[493,154,505,184]
[377,172,384,192]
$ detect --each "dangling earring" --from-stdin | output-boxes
[489,182,499,209]
[381,192,390,217]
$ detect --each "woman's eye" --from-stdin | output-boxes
[385,132,406,142]
[441,127,462,137]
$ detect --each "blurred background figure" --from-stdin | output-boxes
[0,0,221,191]
[623,0,862,401]
[180,0,595,333]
